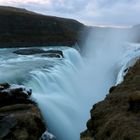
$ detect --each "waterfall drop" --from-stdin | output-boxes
[0,28,139,140]
[24,29,132,140]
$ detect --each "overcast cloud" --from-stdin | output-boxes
[0,0,140,26]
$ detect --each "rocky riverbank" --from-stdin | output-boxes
[81,60,140,140]
[0,83,47,140]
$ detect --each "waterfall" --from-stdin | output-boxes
[25,48,84,140]
[0,29,140,140]
[24,29,140,140]
[24,44,120,140]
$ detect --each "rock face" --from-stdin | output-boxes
[0,83,46,140]
[13,48,64,58]
[0,6,86,48]
[81,60,140,140]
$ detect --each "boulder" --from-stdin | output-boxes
[13,49,64,58]
[13,48,46,55]
[0,83,46,140]
[0,83,33,107]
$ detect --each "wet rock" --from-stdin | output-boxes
[13,49,64,58]
[0,104,46,140]
[0,84,33,107]
[0,115,17,138]
[13,48,46,55]
[0,83,46,140]
[109,86,116,93]
[42,53,61,58]
[40,131,56,140]
[81,60,140,140]
[0,83,10,90]
[124,68,129,73]
[41,50,64,58]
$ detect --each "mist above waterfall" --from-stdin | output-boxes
[81,28,130,94]
[0,27,137,140]
[71,27,131,129]
[24,28,131,140]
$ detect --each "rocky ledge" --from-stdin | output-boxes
[0,83,46,140]
[13,48,64,58]
[81,60,140,140]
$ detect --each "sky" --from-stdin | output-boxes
[0,0,140,27]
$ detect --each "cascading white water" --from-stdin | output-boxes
[0,29,140,140]
[25,48,84,140]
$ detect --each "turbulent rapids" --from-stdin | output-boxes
[0,41,140,140]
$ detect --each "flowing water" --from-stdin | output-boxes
[0,36,140,139]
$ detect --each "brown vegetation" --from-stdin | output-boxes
[0,6,86,48]
[81,60,140,140]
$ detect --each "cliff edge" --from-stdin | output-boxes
[0,83,46,140]
[81,60,140,140]
[0,6,86,48]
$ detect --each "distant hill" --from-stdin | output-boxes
[0,6,86,48]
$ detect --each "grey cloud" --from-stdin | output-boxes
[1,0,140,26]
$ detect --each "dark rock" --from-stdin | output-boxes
[41,54,60,58]
[27,89,32,96]
[13,48,64,58]
[0,115,17,138]
[0,83,10,90]
[0,84,33,107]
[13,48,46,55]
[109,86,116,93]
[0,104,46,140]
[81,60,140,140]
[124,68,129,73]
[0,83,46,140]
[0,6,86,48]
[41,50,64,58]
[44,50,64,58]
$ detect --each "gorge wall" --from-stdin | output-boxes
[0,6,139,49]
[0,6,86,48]
[81,60,140,140]
[0,83,46,140]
